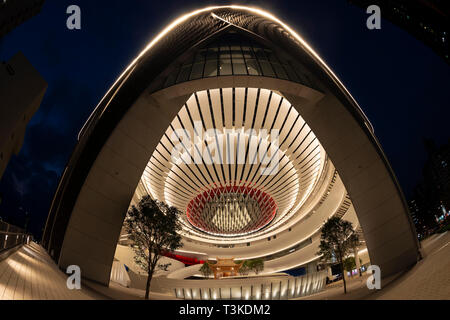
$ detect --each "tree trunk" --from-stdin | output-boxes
[145,269,153,300]
[341,261,347,294]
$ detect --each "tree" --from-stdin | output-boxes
[249,258,264,275]
[317,217,359,294]
[200,262,213,278]
[238,260,250,276]
[343,257,356,276]
[125,196,183,299]
[238,259,264,276]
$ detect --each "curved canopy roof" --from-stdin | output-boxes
[43,6,419,285]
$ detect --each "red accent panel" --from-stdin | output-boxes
[163,251,205,265]
[186,184,277,235]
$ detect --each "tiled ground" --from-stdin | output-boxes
[0,232,448,300]
[0,242,96,300]
[374,231,450,300]
[301,231,450,300]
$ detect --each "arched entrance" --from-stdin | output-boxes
[43,6,420,285]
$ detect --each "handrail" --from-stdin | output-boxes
[0,221,31,253]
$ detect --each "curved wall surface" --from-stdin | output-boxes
[43,6,420,285]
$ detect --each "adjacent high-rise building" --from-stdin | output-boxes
[0,52,47,179]
[0,0,46,37]
[349,0,449,64]
[409,139,450,237]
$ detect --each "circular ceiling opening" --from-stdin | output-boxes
[186,185,277,237]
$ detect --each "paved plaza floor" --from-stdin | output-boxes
[0,242,98,300]
[0,231,448,300]
[301,231,450,300]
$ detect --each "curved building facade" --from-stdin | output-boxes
[43,6,420,286]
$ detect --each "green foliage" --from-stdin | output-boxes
[238,258,265,275]
[317,217,359,264]
[199,262,213,278]
[125,196,183,299]
[343,256,356,272]
[239,260,250,276]
[248,258,264,274]
[316,216,359,293]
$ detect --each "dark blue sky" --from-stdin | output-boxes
[0,0,449,238]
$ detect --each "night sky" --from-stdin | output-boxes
[0,0,449,239]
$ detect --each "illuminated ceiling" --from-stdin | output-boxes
[142,88,326,240]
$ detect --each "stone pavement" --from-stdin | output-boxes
[374,231,450,300]
[0,242,176,300]
[0,232,448,300]
[0,242,98,300]
[301,231,450,300]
